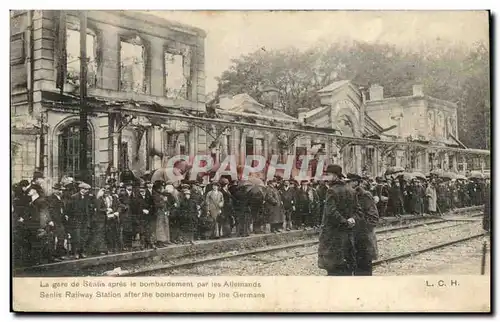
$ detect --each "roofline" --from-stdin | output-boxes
[365,94,457,109]
[118,11,207,38]
[218,109,299,124]
[317,80,351,93]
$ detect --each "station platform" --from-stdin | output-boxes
[14,205,482,276]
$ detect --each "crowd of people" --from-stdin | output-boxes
[12,166,490,270]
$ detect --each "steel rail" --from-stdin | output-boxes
[119,213,482,277]
[373,232,487,266]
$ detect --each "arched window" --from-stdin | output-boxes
[66,19,98,87]
[120,35,147,93]
[58,123,93,180]
[436,112,444,138]
[338,115,354,136]
[164,43,192,99]
[427,111,435,137]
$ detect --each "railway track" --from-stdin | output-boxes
[120,212,484,277]
[15,207,482,277]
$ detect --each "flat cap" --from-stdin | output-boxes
[78,182,91,189]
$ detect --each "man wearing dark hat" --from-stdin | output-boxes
[280,180,296,231]
[133,182,155,249]
[179,185,198,244]
[205,181,224,238]
[24,184,53,265]
[118,182,136,250]
[66,182,94,259]
[295,180,310,229]
[388,178,404,218]
[266,179,285,233]
[47,183,68,260]
[32,171,45,195]
[346,173,379,276]
[374,177,389,218]
[218,178,234,238]
[318,165,357,276]
[13,180,32,266]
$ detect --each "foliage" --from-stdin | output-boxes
[216,40,490,149]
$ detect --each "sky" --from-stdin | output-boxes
[149,11,489,94]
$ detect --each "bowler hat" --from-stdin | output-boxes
[326,164,345,178]
[18,180,30,188]
[53,183,66,191]
[346,173,362,181]
[33,171,45,180]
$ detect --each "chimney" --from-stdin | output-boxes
[369,84,384,101]
[297,107,309,124]
[261,86,281,110]
[218,94,232,110]
[413,84,424,97]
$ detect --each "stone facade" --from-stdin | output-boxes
[10,10,207,190]
[365,83,462,173]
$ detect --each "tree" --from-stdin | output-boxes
[216,40,490,149]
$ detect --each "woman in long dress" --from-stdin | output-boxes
[205,183,224,238]
[153,182,179,247]
[89,188,114,255]
[425,180,437,215]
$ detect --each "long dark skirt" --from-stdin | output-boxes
[70,224,89,256]
[106,218,120,252]
[88,219,107,254]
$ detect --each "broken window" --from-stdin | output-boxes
[164,44,192,99]
[66,22,97,87]
[120,36,146,93]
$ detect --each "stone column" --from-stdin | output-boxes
[232,127,240,163]
[263,135,269,160]
[452,153,458,172]
[150,39,165,97]
[239,130,246,166]
[188,128,196,159]
[101,29,120,90]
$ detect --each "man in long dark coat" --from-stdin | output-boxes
[483,181,490,232]
[24,184,53,265]
[436,181,448,214]
[47,183,67,260]
[315,180,328,228]
[346,174,379,276]
[280,180,296,231]
[318,165,357,276]
[66,182,94,259]
[296,180,312,229]
[179,186,198,244]
[388,179,404,217]
[133,183,155,249]
[266,180,285,233]
[13,180,31,265]
[118,182,135,250]
[374,177,389,217]
[219,178,234,238]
